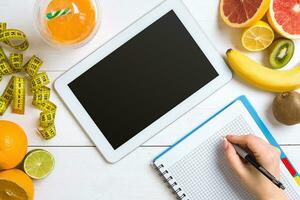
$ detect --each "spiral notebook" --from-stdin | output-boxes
[152,96,300,200]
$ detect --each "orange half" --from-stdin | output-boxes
[0,169,34,200]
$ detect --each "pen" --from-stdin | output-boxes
[232,144,285,190]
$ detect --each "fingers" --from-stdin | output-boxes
[226,135,281,172]
[224,135,286,199]
[226,135,269,156]
[223,138,248,178]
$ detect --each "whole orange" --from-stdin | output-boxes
[0,169,34,200]
[0,120,28,170]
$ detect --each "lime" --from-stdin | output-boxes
[23,149,55,179]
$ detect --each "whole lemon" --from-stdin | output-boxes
[0,120,28,170]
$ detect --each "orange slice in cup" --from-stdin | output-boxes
[45,0,97,45]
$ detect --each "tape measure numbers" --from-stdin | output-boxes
[0,22,57,140]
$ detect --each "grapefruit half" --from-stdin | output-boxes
[268,0,300,39]
[220,0,270,28]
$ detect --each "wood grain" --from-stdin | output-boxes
[31,146,300,200]
[0,0,300,199]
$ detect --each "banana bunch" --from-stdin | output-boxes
[226,49,300,92]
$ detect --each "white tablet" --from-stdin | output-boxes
[55,0,232,163]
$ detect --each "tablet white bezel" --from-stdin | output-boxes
[55,0,232,163]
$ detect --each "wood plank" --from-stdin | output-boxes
[31,147,174,200]
[0,0,164,71]
[2,71,300,147]
[147,77,300,146]
[1,0,298,72]
[1,0,300,147]
[184,0,300,66]
[31,146,300,200]
[1,1,299,200]
[0,72,93,146]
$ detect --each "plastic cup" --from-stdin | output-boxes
[34,0,101,49]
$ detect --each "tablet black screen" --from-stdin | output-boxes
[69,10,218,149]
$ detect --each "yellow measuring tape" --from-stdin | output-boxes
[31,72,50,89]
[0,97,8,115]
[40,111,55,128]
[10,53,23,72]
[24,55,43,77]
[33,86,50,105]
[0,47,7,61]
[12,76,25,114]
[0,22,56,140]
[0,60,13,75]
[0,23,29,51]
[1,76,14,103]
[39,124,56,140]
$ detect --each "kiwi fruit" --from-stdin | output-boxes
[269,38,294,69]
[272,91,300,125]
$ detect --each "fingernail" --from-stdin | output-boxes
[223,138,229,150]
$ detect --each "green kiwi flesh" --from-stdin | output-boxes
[269,39,294,69]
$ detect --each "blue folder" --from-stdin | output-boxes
[153,95,300,186]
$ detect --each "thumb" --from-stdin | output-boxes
[224,138,248,178]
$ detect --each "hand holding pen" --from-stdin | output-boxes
[223,135,288,200]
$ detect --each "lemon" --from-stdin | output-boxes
[23,149,55,180]
[242,21,274,52]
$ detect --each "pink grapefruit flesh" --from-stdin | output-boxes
[220,0,270,28]
[271,0,300,36]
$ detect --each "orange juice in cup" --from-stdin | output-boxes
[34,0,101,48]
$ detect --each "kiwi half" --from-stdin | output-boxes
[269,38,294,69]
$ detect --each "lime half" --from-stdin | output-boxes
[23,149,55,179]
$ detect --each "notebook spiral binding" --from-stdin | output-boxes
[153,163,189,200]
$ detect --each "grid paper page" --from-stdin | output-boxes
[157,115,300,200]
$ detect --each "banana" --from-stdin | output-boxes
[226,49,300,92]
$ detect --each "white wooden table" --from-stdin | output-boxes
[1,0,300,199]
